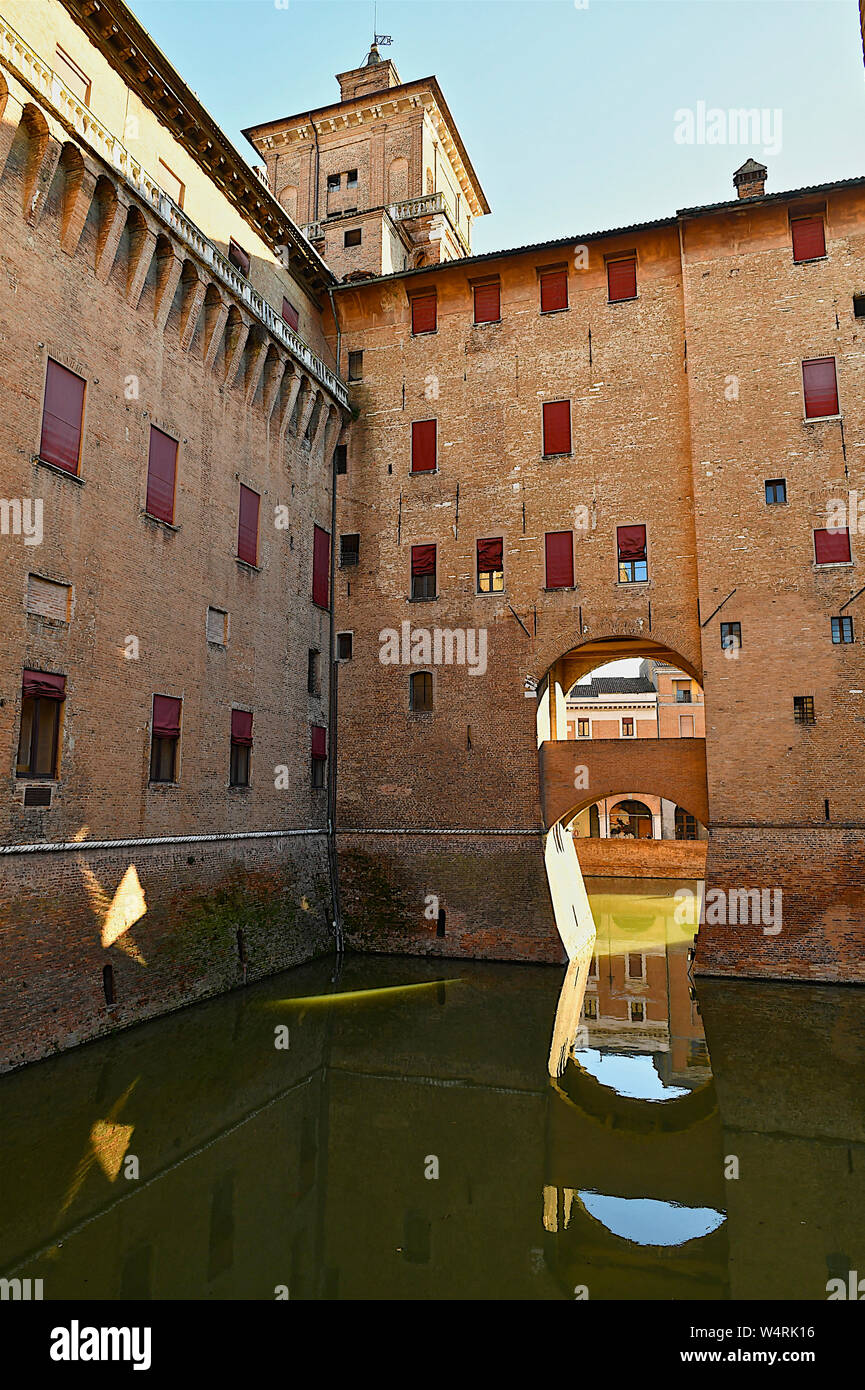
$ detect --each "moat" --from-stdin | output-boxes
[1,878,863,1301]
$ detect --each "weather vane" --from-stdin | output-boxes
[374,34,393,46]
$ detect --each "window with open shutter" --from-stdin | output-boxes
[803,358,839,417]
[607,257,637,302]
[543,400,571,455]
[412,293,437,334]
[617,524,648,582]
[145,426,178,524]
[814,527,851,565]
[411,419,437,473]
[150,694,181,783]
[40,359,86,474]
[237,484,260,565]
[791,216,826,263]
[540,269,568,313]
[473,282,500,324]
[281,298,299,331]
[477,537,504,592]
[313,525,331,608]
[544,532,573,589]
[411,543,436,599]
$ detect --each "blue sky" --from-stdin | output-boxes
[134,0,865,254]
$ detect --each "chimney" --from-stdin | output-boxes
[733,158,767,200]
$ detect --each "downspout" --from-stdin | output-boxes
[310,113,321,224]
[326,284,344,961]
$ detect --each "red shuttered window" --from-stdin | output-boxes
[230,709,253,745]
[237,484,260,566]
[543,400,571,456]
[814,527,851,565]
[230,709,252,786]
[411,419,437,473]
[473,282,500,324]
[313,524,331,609]
[145,426,178,524]
[802,358,839,418]
[545,531,573,589]
[791,216,826,263]
[22,669,66,700]
[607,257,637,303]
[411,293,437,334]
[617,524,648,582]
[540,269,568,313]
[477,537,504,592]
[281,298,299,331]
[40,359,86,474]
[411,543,436,599]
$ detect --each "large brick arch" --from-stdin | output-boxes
[540,738,710,830]
[532,626,704,689]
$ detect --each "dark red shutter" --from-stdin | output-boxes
[313,524,331,608]
[238,484,260,565]
[152,695,181,738]
[22,669,66,700]
[40,359,85,473]
[543,400,571,455]
[411,419,437,473]
[814,527,851,564]
[803,358,839,418]
[545,532,573,589]
[281,298,299,331]
[231,709,253,745]
[473,282,500,324]
[617,524,647,560]
[229,240,250,276]
[411,544,436,577]
[540,270,568,313]
[412,293,437,334]
[791,216,826,262]
[608,258,637,302]
[311,724,327,759]
[477,537,503,571]
[145,426,177,523]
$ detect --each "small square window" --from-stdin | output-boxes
[346,169,358,187]
[348,350,363,381]
[793,695,815,724]
[831,616,854,644]
[334,444,347,475]
[206,606,229,646]
[336,632,353,660]
[344,228,361,248]
[765,478,787,505]
[327,173,341,191]
[629,1000,645,1023]
[721,621,742,652]
[577,718,590,738]
[621,717,635,738]
[340,533,359,567]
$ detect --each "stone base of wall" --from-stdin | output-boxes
[337,832,565,965]
[0,833,333,1074]
[694,826,865,984]
[575,838,708,879]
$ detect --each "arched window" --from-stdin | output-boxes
[410,671,433,712]
[609,799,653,839]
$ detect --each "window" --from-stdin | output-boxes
[348,350,363,381]
[327,173,341,191]
[16,670,65,778]
[627,953,645,980]
[150,695,181,783]
[540,269,568,313]
[791,215,826,263]
[814,527,851,565]
[673,680,692,702]
[831,616,854,644]
[411,293,437,334]
[411,544,436,599]
[473,281,500,324]
[237,484,260,566]
[281,298,299,331]
[344,228,361,247]
[675,807,698,840]
[629,1000,645,1023]
[544,531,574,589]
[228,239,250,277]
[346,169,358,187]
[577,718,590,738]
[145,425,178,524]
[410,671,433,712]
[588,955,599,979]
[230,710,253,787]
[765,478,787,505]
[334,443,347,475]
[311,725,327,786]
[312,525,330,609]
[336,632,353,661]
[854,294,865,319]
[621,717,635,738]
[40,358,86,474]
[583,996,598,1020]
[411,419,437,473]
[307,649,321,696]
[340,533,359,567]
[207,607,228,645]
[607,256,637,302]
[802,357,839,418]
[55,45,90,104]
[720,621,742,652]
[477,537,504,592]
[542,400,571,456]
[27,574,71,622]
[679,713,695,737]
[617,524,647,582]
[793,695,815,725]
[157,159,185,209]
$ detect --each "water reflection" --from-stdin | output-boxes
[0,879,863,1300]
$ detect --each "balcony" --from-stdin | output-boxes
[388,191,470,256]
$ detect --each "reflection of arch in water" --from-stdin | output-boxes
[575,1190,725,1247]
[554,1055,717,1134]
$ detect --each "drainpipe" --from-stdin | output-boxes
[326,284,344,960]
[310,114,321,224]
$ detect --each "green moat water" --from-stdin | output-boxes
[1,878,863,1300]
